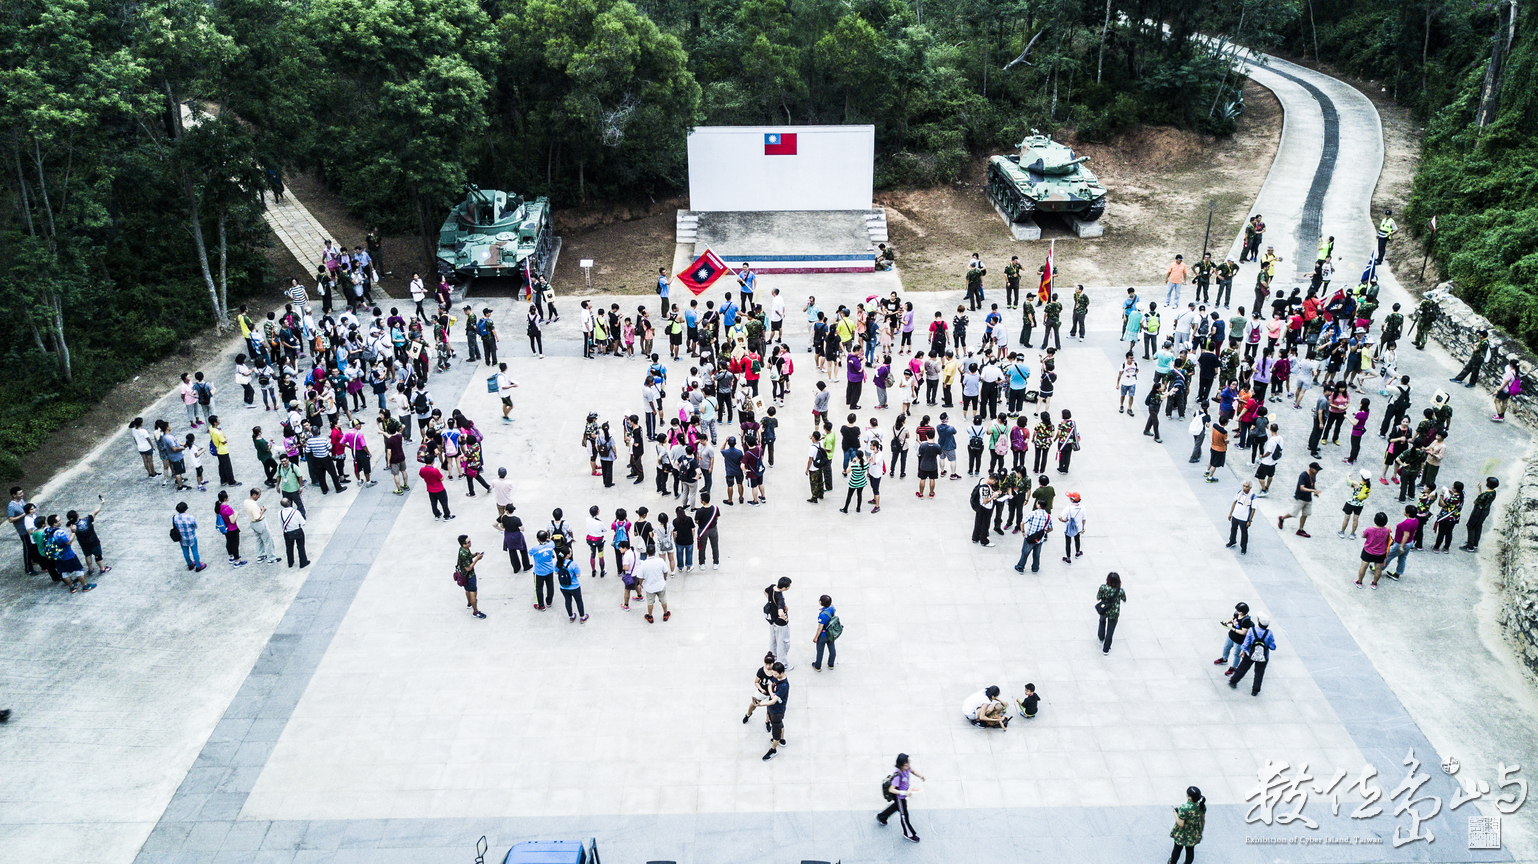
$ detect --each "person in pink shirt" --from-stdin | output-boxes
[180,373,201,428]
[1355,512,1392,588]
[419,451,453,520]
[342,420,374,487]
[214,490,247,567]
[1382,505,1419,581]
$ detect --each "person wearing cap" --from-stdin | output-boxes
[479,307,499,366]
[1376,208,1397,263]
[1058,492,1086,563]
[1338,469,1373,538]
[1277,462,1321,537]
[1228,616,1276,695]
[1462,477,1500,552]
[462,305,480,362]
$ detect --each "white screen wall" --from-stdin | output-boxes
[687,125,875,211]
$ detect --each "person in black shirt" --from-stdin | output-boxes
[1196,347,1220,403]
[840,415,863,473]
[915,431,943,498]
[1277,462,1322,537]
[1016,683,1041,718]
[761,663,789,760]
[498,508,530,573]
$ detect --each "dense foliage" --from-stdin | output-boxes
[1280,1,1538,347]
[1,0,1295,478]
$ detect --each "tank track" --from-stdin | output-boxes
[987,161,1036,223]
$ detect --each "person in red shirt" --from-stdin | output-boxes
[743,350,763,396]
[419,450,453,520]
[330,425,349,481]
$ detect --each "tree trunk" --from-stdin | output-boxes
[579,159,586,203]
[414,186,435,272]
[1308,0,1319,61]
[1098,0,1112,83]
[217,205,229,320]
[1475,2,1513,128]
[184,172,226,329]
[50,293,71,383]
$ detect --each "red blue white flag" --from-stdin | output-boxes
[764,132,797,156]
[677,248,735,296]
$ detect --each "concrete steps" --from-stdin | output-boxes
[676,211,699,246]
[866,208,888,245]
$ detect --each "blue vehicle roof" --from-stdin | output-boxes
[503,840,586,864]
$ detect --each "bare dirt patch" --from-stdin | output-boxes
[880,78,1282,293]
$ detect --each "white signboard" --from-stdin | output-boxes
[688,125,874,212]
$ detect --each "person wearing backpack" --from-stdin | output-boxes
[964,415,987,476]
[969,475,996,547]
[479,308,498,366]
[812,594,840,670]
[214,490,247,568]
[877,753,924,842]
[1227,616,1276,695]
[1494,358,1521,422]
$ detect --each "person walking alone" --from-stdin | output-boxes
[1095,572,1126,654]
[765,577,792,667]
[1225,480,1256,554]
[456,535,486,619]
[279,497,310,568]
[877,753,924,842]
[812,594,839,670]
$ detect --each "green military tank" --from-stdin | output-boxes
[436,185,554,283]
[987,134,1107,224]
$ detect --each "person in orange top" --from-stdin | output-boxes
[1165,255,1190,307]
[1203,420,1230,483]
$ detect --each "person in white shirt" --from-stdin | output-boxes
[580,301,596,358]
[496,362,518,421]
[1226,480,1258,553]
[1254,424,1283,495]
[243,488,278,564]
[866,439,887,513]
[129,417,157,478]
[1058,491,1087,562]
[1116,352,1140,415]
[769,288,786,342]
[278,497,310,568]
[490,467,515,517]
[637,547,670,622]
[962,685,1008,728]
[409,273,427,323]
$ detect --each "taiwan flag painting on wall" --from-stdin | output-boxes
[677,248,735,296]
[764,132,797,156]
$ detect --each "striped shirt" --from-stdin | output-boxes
[847,461,868,489]
[287,284,309,307]
[304,434,331,460]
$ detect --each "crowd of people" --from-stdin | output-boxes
[3,221,1512,856]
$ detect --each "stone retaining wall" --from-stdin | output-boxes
[1428,284,1538,675]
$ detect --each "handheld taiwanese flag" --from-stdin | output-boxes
[1038,240,1054,302]
[1359,250,1377,286]
[677,248,735,296]
[764,132,798,156]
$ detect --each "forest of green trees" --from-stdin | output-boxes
[1,0,1531,477]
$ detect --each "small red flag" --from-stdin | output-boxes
[1037,240,1054,303]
